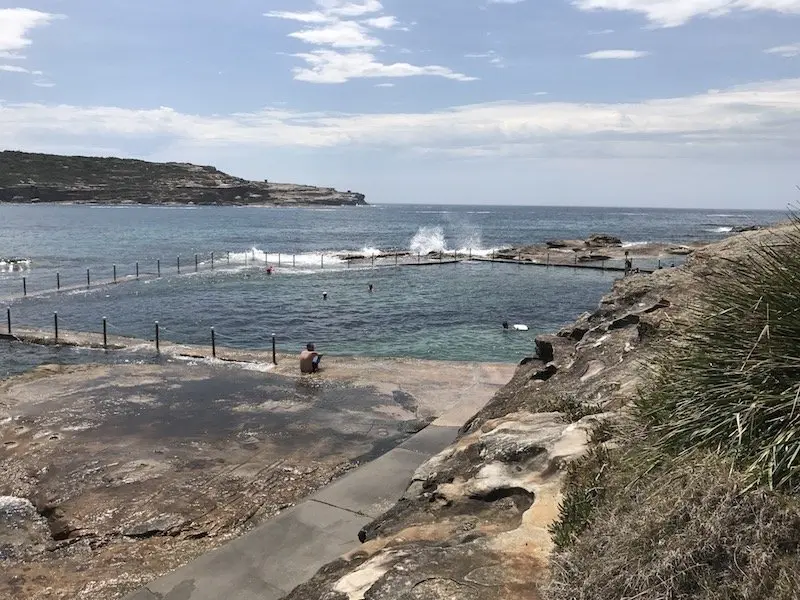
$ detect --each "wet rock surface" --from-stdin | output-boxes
[0,361,469,599]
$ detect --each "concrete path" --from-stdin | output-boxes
[123,399,486,600]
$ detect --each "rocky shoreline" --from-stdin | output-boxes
[0,151,367,207]
[0,352,512,600]
[279,224,788,600]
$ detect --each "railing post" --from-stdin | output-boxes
[195,254,198,272]
[177,256,180,274]
[53,312,58,343]
[157,259,161,277]
[136,262,139,280]
[469,248,472,260]
[7,307,11,335]
[546,252,550,267]
[211,327,216,358]
[227,251,230,265]
[272,333,277,365]
[22,277,27,296]
[103,317,108,349]
[211,252,214,270]
[321,254,324,269]
[155,321,160,353]
[56,272,60,290]
[113,264,117,283]
[86,269,91,287]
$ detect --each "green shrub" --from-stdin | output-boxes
[637,217,800,492]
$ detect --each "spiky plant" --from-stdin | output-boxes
[638,215,800,492]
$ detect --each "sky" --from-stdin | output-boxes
[0,1,799,208]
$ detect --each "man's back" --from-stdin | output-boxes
[299,349,318,374]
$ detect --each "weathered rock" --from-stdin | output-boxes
[289,412,597,599]
[640,298,671,313]
[666,246,694,255]
[0,496,51,560]
[123,514,188,539]
[608,314,641,331]
[534,334,575,365]
[585,234,622,247]
[545,240,583,249]
[529,363,558,381]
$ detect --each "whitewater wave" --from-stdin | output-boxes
[705,226,733,234]
[408,226,499,257]
[621,241,651,248]
[0,258,31,272]
[224,247,345,269]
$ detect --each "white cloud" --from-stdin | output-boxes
[3,78,800,161]
[264,10,330,23]
[765,42,800,57]
[362,16,398,29]
[290,21,381,48]
[33,80,54,87]
[573,0,800,28]
[375,82,394,87]
[582,49,650,59]
[266,1,473,83]
[0,63,29,72]
[589,28,615,34]
[465,50,505,67]
[0,8,62,56]
[292,50,477,83]
[318,0,383,18]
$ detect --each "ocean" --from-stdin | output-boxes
[0,203,787,377]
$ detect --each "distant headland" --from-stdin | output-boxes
[0,151,368,207]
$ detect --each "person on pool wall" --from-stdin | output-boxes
[300,342,322,374]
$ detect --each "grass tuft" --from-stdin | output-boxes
[637,215,800,492]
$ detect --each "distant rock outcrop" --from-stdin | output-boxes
[0,151,367,207]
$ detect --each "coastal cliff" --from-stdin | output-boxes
[0,151,367,207]
[284,222,800,600]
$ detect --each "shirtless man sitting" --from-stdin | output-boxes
[299,343,322,374]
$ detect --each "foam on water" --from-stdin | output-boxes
[0,258,31,272]
[706,226,734,233]
[410,226,447,254]
[409,226,498,257]
[224,247,346,270]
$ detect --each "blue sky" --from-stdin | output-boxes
[1,1,799,208]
